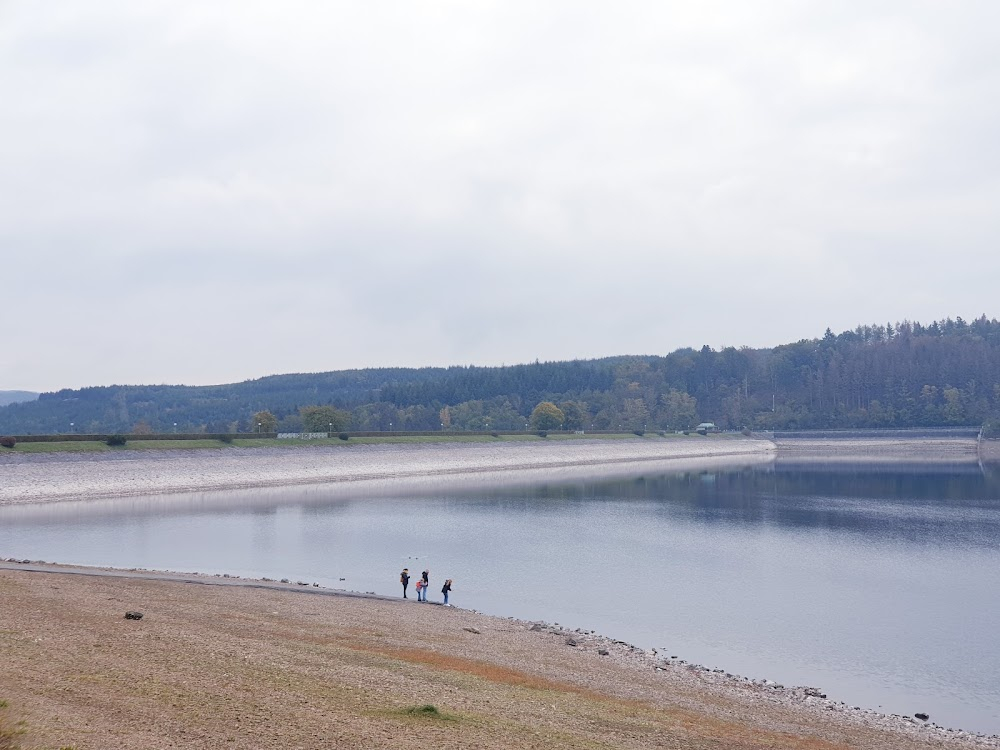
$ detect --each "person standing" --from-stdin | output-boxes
[441,578,452,606]
[400,568,410,598]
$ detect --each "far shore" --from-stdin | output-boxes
[0,435,774,507]
[2,433,996,508]
[775,436,984,464]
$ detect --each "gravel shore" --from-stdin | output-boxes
[1,562,997,750]
[0,436,774,507]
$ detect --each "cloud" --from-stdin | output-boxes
[2,1,998,390]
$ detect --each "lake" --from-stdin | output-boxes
[2,462,999,734]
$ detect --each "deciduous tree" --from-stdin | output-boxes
[299,405,351,433]
[251,410,278,433]
[559,401,590,431]
[530,401,564,431]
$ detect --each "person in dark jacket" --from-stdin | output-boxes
[400,568,410,598]
[441,578,452,605]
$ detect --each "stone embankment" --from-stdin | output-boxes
[774,436,980,464]
[0,437,773,506]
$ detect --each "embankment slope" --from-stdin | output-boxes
[0,437,773,506]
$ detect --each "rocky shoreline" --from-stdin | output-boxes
[520,619,1000,748]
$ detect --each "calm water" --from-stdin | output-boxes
[2,463,1000,734]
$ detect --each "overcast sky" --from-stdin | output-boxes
[3,1,999,392]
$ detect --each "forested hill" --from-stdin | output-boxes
[0,390,38,408]
[3,316,1000,435]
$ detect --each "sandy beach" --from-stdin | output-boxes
[0,436,774,507]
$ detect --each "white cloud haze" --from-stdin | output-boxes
[2,1,999,390]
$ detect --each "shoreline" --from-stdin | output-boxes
[774,437,982,465]
[3,434,988,510]
[1,560,997,749]
[0,436,774,507]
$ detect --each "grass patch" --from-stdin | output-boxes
[0,699,21,750]
[395,704,458,722]
[6,431,688,454]
[9,441,113,453]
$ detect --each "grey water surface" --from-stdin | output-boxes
[2,463,999,734]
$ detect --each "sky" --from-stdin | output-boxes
[3,1,999,392]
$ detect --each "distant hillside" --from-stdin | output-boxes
[2,316,999,435]
[0,390,38,408]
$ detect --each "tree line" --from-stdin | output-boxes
[2,315,999,435]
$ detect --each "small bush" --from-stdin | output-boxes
[537,430,548,438]
[339,432,350,441]
[219,434,234,444]
[106,435,127,447]
[0,436,15,449]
